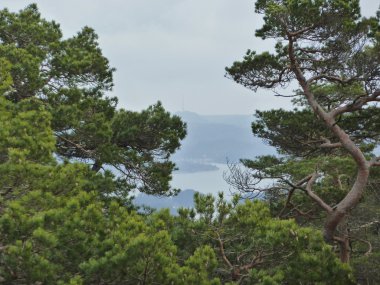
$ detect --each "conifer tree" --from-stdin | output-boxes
[226,0,380,262]
[0,4,186,196]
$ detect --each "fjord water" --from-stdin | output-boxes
[171,163,232,196]
[135,112,274,209]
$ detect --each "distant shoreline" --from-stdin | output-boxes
[174,160,219,174]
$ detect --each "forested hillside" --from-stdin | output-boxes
[0,1,379,284]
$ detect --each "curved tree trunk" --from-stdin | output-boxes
[288,37,371,262]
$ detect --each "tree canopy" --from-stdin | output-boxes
[0,4,186,197]
[0,2,376,284]
[226,0,380,265]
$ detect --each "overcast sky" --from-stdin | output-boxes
[2,1,379,115]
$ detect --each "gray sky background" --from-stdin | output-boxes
[2,1,379,115]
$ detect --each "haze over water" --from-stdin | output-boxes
[171,163,232,196]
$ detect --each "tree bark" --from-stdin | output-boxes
[287,36,371,261]
[92,160,102,172]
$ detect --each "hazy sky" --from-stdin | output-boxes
[2,1,379,115]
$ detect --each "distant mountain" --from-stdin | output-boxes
[133,188,257,214]
[172,112,274,172]
[134,112,275,210]
[134,189,197,214]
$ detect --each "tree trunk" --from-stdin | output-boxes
[92,160,102,172]
[288,37,371,262]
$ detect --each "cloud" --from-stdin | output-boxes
[1,0,378,114]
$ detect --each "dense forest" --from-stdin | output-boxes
[0,1,379,284]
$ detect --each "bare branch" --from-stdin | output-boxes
[369,156,380,167]
[320,137,342,149]
[305,172,333,213]
[330,93,380,118]
[288,24,317,37]
[278,188,296,218]
[351,237,373,256]
[240,251,265,271]
[223,162,266,196]
[216,231,233,269]
[55,133,94,156]
[278,172,312,217]
[350,220,380,232]
[280,173,333,214]
[273,93,298,98]
[306,74,356,85]
[288,202,316,219]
